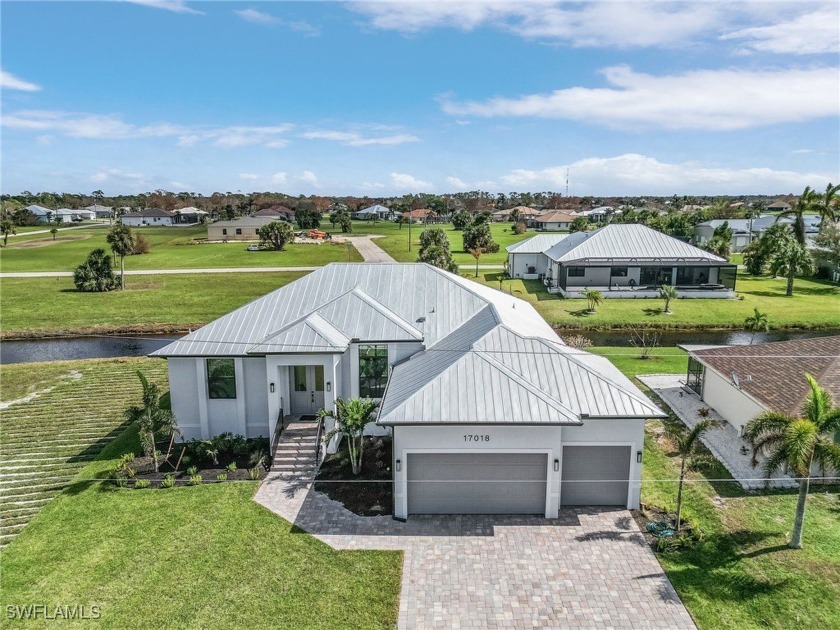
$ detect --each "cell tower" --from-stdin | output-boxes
[565,168,569,197]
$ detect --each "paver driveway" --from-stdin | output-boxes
[255,471,695,629]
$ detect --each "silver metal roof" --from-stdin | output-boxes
[544,224,727,263]
[506,233,568,255]
[153,262,665,423]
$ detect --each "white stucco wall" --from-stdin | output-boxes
[167,358,202,440]
[121,216,173,227]
[701,367,767,432]
[509,253,549,278]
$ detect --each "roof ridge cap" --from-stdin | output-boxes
[340,286,423,338]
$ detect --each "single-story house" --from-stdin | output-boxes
[121,208,175,227]
[401,209,437,223]
[510,224,737,298]
[25,204,54,224]
[506,234,568,279]
[207,216,279,241]
[766,199,793,212]
[683,336,840,441]
[253,206,294,221]
[172,207,209,224]
[532,211,576,231]
[354,204,391,220]
[573,207,610,222]
[152,263,665,518]
[693,216,822,252]
[86,204,113,219]
[65,207,96,221]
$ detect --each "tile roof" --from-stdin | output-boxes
[691,336,840,416]
[534,211,576,223]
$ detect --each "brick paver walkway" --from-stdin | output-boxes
[254,469,696,629]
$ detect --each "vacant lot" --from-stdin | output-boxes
[0,426,402,629]
[474,273,840,330]
[0,358,168,547]
[1,272,308,338]
[326,220,535,265]
[0,225,361,272]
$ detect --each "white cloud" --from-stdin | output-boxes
[720,5,839,55]
[36,135,54,146]
[90,168,144,184]
[2,110,293,147]
[361,181,386,190]
[1,70,41,92]
[446,176,469,189]
[234,8,279,25]
[296,171,320,186]
[390,172,432,191]
[792,149,815,155]
[271,172,288,185]
[300,130,420,146]
[126,0,203,15]
[351,1,730,49]
[442,65,839,131]
[499,154,836,196]
[239,173,260,180]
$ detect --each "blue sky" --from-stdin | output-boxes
[2,1,839,196]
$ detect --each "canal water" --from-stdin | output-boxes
[1,330,838,365]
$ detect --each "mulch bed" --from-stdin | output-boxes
[632,502,696,549]
[314,436,393,516]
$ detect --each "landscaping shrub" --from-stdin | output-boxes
[134,479,151,489]
[188,474,202,486]
[161,474,175,489]
[131,234,151,255]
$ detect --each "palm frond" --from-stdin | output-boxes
[812,440,840,476]
[687,454,719,473]
[802,372,831,423]
[783,419,818,475]
[819,408,840,435]
[762,448,791,478]
[743,411,792,444]
[749,433,786,467]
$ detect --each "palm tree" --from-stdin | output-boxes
[584,288,603,313]
[665,418,720,531]
[769,237,813,297]
[106,224,134,290]
[320,398,378,475]
[744,374,840,548]
[0,219,16,246]
[659,284,678,314]
[468,246,485,277]
[817,182,839,227]
[123,371,178,473]
[744,307,769,344]
[777,186,818,246]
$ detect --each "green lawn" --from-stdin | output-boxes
[0,358,168,546]
[325,220,536,265]
[0,225,361,272]
[602,350,840,630]
[1,272,308,337]
[473,273,840,330]
[0,423,402,629]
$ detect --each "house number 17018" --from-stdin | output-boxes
[464,434,490,442]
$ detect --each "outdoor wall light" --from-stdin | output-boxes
[553,459,560,472]
[269,383,275,393]
[396,459,401,472]
[637,451,643,463]
[326,381,332,392]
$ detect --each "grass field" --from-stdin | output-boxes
[0,225,361,272]
[474,272,840,330]
[0,424,402,629]
[602,350,840,630]
[325,220,535,265]
[1,272,308,338]
[0,358,168,547]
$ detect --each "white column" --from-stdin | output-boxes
[195,358,209,439]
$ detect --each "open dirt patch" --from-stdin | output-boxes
[11,234,92,249]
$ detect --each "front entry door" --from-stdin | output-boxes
[290,365,325,415]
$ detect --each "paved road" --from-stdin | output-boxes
[342,235,396,262]
[6,223,108,238]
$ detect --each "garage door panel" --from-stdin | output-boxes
[407,453,547,515]
[561,446,630,507]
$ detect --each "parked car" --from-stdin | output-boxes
[246,244,262,251]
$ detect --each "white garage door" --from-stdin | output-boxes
[560,445,631,507]
[407,453,547,515]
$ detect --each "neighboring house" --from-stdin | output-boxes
[152,263,665,518]
[766,199,793,212]
[207,216,278,241]
[506,234,568,278]
[253,206,294,221]
[121,208,175,227]
[510,224,736,298]
[69,208,97,221]
[172,206,209,224]
[532,211,576,231]
[575,206,612,222]
[693,216,821,251]
[401,209,437,223]
[353,204,391,220]
[86,204,113,219]
[25,204,53,224]
[491,209,512,222]
[683,336,840,439]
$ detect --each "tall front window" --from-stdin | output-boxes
[207,358,236,399]
[359,345,388,399]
